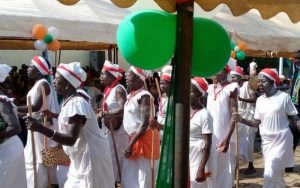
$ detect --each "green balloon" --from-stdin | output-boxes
[117,10,176,70]
[192,18,231,77]
[230,41,236,50]
[43,34,53,44]
[236,50,246,60]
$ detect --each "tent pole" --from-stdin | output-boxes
[174,1,194,188]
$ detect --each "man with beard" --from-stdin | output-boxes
[234,68,298,187]
[121,66,160,188]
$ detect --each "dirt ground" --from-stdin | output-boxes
[238,146,300,188]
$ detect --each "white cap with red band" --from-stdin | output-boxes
[102,60,122,79]
[160,65,172,81]
[57,62,87,89]
[130,66,152,81]
[191,77,208,96]
[230,66,244,76]
[31,56,52,76]
[259,68,281,86]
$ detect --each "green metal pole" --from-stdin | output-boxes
[174,1,194,188]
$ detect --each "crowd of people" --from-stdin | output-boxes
[0,54,300,188]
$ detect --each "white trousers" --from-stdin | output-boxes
[121,157,158,188]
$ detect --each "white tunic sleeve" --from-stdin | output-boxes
[200,109,213,134]
[60,96,92,119]
[283,93,298,116]
[224,82,239,97]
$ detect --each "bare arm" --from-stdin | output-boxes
[124,95,150,158]
[240,118,261,127]
[18,81,51,113]
[0,99,21,139]
[196,133,212,182]
[25,114,85,146]
[217,88,238,153]
[288,115,300,131]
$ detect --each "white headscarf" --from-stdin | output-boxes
[130,66,152,81]
[0,64,12,83]
[57,62,87,89]
[102,60,122,79]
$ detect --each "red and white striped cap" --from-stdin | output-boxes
[57,62,87,89]
[230,66,244,76]
[160,65,172,81]
[102,60,122,79]
[259,68,281,86]
[130,66,152,81]
[31,56,52,76]
[191,77,208,96]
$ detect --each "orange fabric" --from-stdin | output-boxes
[129,128,160,160]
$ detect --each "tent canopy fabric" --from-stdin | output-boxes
[0,0,129,44]
[1,0,300,55]
[196,5,300,53]
[112,0,300,23]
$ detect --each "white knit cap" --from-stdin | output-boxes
[57,62,87,89]
[0,64,12,83]
[102,60,122,78]
[225,57,237,73]
[230,66,244,76]
[130,66,152,81]
[258,68,281,86]
[31,56,52,75]
[191,77,208,96]
[160,65,172,81]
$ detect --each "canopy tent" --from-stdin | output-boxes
[1,0,300,57]
[113,0,300,23]
[0,0,129,50]
[108,0,300,188]
[196,5,300,57]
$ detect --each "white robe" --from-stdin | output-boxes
[59,95,114,188]
[189,108,213,188]
[238,81,257,162]
[206,82,239,188]
[24,78,60,187]
[122,89,158,188]
[0,135,27,188]
[254,91,297,187]
[102,84,128,182]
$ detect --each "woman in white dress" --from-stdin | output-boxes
[190,77,213,188]
[98,60,128,183]
[24,62,114,188]
[17,56,60,187]
[234,68,298,188]
[0,64,27,188]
